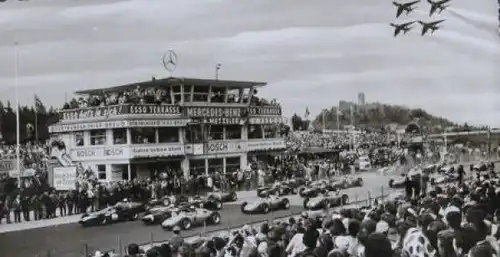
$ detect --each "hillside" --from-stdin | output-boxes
[310,102,481,133]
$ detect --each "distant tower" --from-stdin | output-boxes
[357,92,366,106]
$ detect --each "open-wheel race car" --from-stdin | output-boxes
[79,201,145,227]
[207,190,238,202]
[388,174,408,189]
[303,192,349,210]
[146,195,222,211]
[299,185,328,198]
[257,182,298,198]
[161,207,221,230]
[141,205,178,225]
[241,196,290,214]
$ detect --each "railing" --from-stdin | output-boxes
[32,187,392,257]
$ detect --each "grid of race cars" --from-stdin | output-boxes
[78,176,364,230]
[76,159,489,231]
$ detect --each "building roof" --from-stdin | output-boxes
[75,77,267,95]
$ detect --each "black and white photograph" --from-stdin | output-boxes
[0,0,498,257]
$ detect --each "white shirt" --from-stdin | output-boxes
[286,233,306,257]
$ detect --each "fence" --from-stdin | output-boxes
[31,186,392,257]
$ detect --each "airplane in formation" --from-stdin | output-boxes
[427,0,451,16]
[392,0,421,18]
[418,19,445,35]
[390,21,416,37]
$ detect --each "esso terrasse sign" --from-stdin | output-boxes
[60,104,181,121]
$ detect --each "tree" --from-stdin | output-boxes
[291,113,305,131]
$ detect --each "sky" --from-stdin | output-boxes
[0,0,498,126]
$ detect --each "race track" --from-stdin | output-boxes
[0,172,394,257]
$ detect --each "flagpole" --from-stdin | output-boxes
[14,41,21,187]
[34,95,38,142]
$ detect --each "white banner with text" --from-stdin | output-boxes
[53,166,77,191]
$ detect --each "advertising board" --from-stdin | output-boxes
[248,106,282,116]
[184,107,244,125]
[59,104,181,121]
[69,147,129,161]
[131,144,184,158]
[0,159,16,176]
[205,141,244,154]
[247,139,286,151]
[49,119,190,133]
[53,166,77,190]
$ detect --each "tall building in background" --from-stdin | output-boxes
[357,92,366,106]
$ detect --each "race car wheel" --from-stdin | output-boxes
[262,203,270,213]
[241,202,249,214]
[209,212,221,224]
[163,198,171,206]
[303,198,310,209]
[342,194,349,205]
[299,188,306,197]
[291,188,298,195]
[282,199,290,210]
[181,218,192,230]
[388,179,394,188]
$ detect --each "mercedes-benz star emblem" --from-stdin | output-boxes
[162,50,178,72]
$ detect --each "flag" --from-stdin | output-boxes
[304,107,310,120]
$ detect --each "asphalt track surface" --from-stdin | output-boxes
[0,172,394,257]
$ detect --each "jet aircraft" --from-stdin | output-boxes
[418,20,445,35]
[393,0,420,18]
[390,21,416,37]
[427,0,451,16]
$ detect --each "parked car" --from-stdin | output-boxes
[79,201,145,227]
[241,196,290,214]
[161,207,221,230]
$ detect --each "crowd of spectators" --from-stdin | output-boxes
[61,85,280,110]
[96,166,500,257]
[285,131,394,152]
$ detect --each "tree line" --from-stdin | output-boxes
[0,95,59,145]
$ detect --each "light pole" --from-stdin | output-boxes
[215,63,221,80]
[14,41,21,187]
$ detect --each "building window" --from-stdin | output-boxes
[189,160,205,176]
[208,158,223,174]
[263,125,279,138]
[210,87,225,103]
[90,130,106,145]
[183,85,192,102]
[225,125,241,140]
[172,85,182,103]
[131,127,155,144]
[248,125,263,139]
[113,128,127,144]
[209,125,224,140]
[193,86,209,102]
[185,125,203,143]
[158,127,179,143]
[97,164,106,180]
[227,89,241,104]
[226,157,240,174]
[75,132,84,146]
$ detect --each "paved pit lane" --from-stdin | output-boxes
[0,172,394,257]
